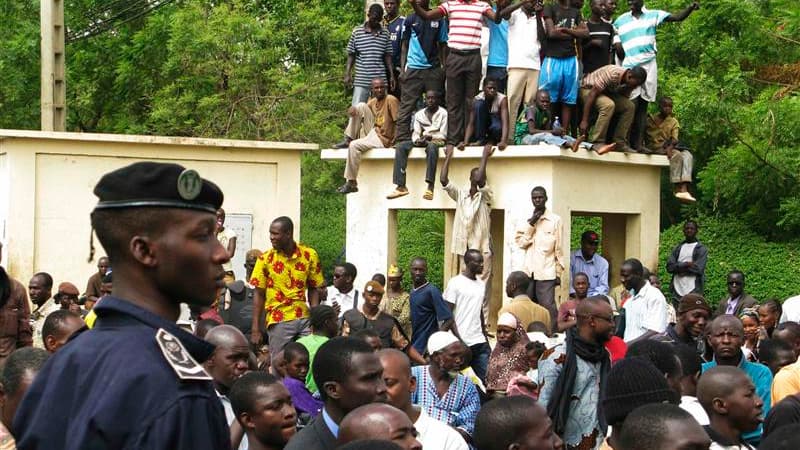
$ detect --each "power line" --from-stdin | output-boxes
[66,0,177,43]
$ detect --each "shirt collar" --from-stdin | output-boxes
[322,407,339,438]
[574,250,596,264]
[93,296,216,363]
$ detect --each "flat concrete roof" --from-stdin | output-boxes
[321,144,670,167]
[0,129,318,151]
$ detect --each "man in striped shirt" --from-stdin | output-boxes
[613,0,700,151]
[336,3,396,149]
[409,0,503,166]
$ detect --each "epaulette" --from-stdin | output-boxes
[155,328,213,381]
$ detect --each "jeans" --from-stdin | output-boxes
[392,140,440,187]
[469,342,491,383]
[472,99,502,144]
[521,132,591,149]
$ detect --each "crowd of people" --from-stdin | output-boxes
[335,0,699,203]
[0,160,799,450]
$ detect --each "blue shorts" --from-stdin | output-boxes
[538,56,579,105]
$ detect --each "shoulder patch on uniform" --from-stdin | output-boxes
[155,328,213,381]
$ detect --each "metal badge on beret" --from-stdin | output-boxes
[177,169,202,201]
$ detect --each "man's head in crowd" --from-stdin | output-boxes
[627,339,683,401]
[531,186,547,211]
[602,357,675,448]
[773,321,800,358]
[384,0,399,18]
[474,396,563,450]
[604,0,617,19]
[54,282,80,310]
[707,315,744,365]
[409,258,428,288]
[90,163,227,314]
[313,337,388,421]
[757,339,796,375]
[427,332,464,376]
[215,207,226,232]
[572,272,590,299]
[580,231,600,260]
[229,371,296,450]
[203,325,250,393]
[674,344,703,398]
[269,216,294,254]
[659,96,674,118]
[0,347,49,434]
[576,296,615,344]
[333,262,357,294]
[424,90,441,113]
[42,309,84,353]
[649,273,662,290]
[353,328,383,351]
[589,0,605,18]
[534,89,551,111]
[623,66,648,89]
[100,271,113,297]
[244,249,262,281]
[482,77,500,102]
[371,78,388,101]
[628,0,644,14]
[282,342,310,382]
[338,403,421,450]
[377,349,415,413]
[367,3,383,29]
[698,366,763,436]
[371,273,386,287]
[676,293,711,339]
[309,305,339,338]
[28,272,53,307]
[619,403,710,450]
[726,270,745,299]
[620,258,645,292]
[96,256,110,277]
[682,220,699,242]
[363,280,384,310]
[463,249,484,277]
[506,271,530,298]
[194,318,220,339]
[759,299,782,334]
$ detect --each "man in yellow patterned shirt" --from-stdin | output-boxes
[250,216,325,363]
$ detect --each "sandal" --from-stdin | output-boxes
[336,183,358,194]
[423,189,434,201]
[386,188,409,199]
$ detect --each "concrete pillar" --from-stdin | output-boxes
[40,0,66,131]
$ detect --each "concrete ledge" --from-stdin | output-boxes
[0,129,318,151]
[320,144,669,167]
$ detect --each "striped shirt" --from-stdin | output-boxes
[581,64,627,93]
[411,365,481,434]
[346,24,393,88]
[438,0,492,50]
[613,8,671,67]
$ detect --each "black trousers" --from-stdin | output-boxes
[445,49,482,146]
[396,67,444,142]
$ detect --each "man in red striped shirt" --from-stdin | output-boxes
[409,0,502,171]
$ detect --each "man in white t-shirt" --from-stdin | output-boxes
[443,248,490,382]
[666,220,707,306]
[498,0,543,121]
[216,208,238,283]
[322,262,359,317]
[621,258,668,343]
[780,295,800,324]
[378,349,469,450]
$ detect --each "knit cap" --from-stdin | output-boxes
[602,357,674,425]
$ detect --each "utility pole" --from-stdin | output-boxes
[41,0,66,131]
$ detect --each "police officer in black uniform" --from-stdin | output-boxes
[14,162,232,449]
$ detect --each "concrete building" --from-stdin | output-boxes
[321,144,669,326]
[0,129,315,288]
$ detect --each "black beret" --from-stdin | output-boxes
[93,162,223,213]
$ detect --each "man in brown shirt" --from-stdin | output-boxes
[84,256,110,305]
[338,77,399,194]
[497,271,552,331]
[578,64,647,152]
[0,267,33,365]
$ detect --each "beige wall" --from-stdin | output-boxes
[322,144,668,325]
[0,130,315,290]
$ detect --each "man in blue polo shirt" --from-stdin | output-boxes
[613,0,699,151]
[570,230,609,297]
[485,0,510,93]
[388,0,448,200]
[408,257,457,355]
[702,314,772,447]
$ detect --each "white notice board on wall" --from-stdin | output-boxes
[225,214,253,281]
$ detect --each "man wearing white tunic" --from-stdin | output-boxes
[666,220,707,306]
